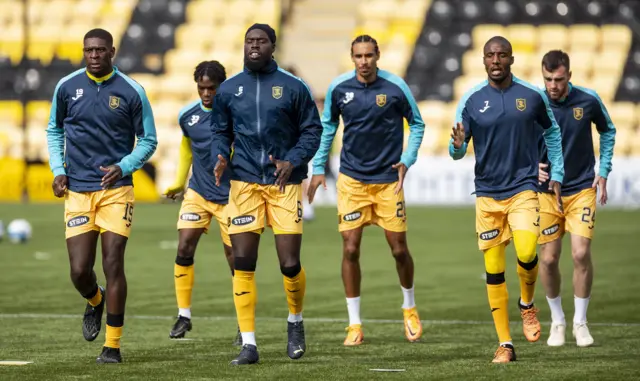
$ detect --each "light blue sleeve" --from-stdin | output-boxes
[538,92,565,183]
[46,81,67,177]
[312,86,339,175]
[116,75,158,176]
[576,86,616,178]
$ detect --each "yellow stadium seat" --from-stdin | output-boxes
[1,22,25,65]
[601,24,632,50]
[185,0,217,24]
[0,1,23,25]
[152,100,187,128]
[472,24,505,50]
[389,19,421,44]
[568,24,600,52]
[537,25,569,52]
[462,49,485,76]
[25,124,47,161]
[164,49,210,74]
[567,50,594,79]
[0,126,25,159]
[73,0,102,25]
[161,74,195,102]
[419,100,450,129]
[129,73,160,103]
[607,102,636,127]
[613,128,630,156]
[27,25,62,65]
[256,0,279,25]
[506,24,537,54]
[396,0,430,22]
[589,76,617,103]
[175,24,216,51]
[212,22,246,52]
[454,75,486,100]
[0,101,23,127]
[27,101,52,126]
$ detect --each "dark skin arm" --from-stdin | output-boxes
[100,165,123,189]
[270,155,294,193]
[52,175,68,197]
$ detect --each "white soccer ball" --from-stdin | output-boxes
[7,219,32,244]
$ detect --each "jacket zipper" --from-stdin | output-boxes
[256,73,266,183]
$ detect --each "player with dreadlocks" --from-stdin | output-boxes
[163,60,241,345]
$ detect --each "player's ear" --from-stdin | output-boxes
[567,70,572,82]
[110,47,116,60]
[509,55,514,65]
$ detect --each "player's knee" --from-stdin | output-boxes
[343,242,360,262]
[513,231,538,264]
[280,262,301,278]
[102,255,125,279]
[540,244,560,268]
[175,255,194,267]
[177,239,197,258]
[69,264,92,285]
[234,255,257,272]
[390,245,410,263]
[571,245,591,265]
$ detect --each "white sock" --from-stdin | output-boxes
[241,332,257,347]
[574,295,590,325]
[500,341,513,347]
[546,295,565,324]
[346,297,361,325]
[178,308,191,319]
[519,299,534,308]
[288,312,303,323]
[401,285,416,309]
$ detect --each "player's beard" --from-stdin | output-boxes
[244,56,269,72]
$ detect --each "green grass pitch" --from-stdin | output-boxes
[0,203,639,380]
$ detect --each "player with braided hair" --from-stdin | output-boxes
[164,60,240,344]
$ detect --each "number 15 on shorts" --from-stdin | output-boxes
[122,202,134,227]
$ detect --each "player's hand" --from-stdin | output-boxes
[270,155,293,193]
[307,174,326,204]
[214,154,227,187]
[592,175,608,205]
[450,122,465,149]
[392,162,408,195]
[538,163,550,185]
[100,165,123,189]
[163,184,184,200]
[52,175,68,198]
[549,180,564,214]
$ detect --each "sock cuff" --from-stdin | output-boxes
[486,272,506,285]
[175,256,194,267]
[517,254,539,270]
[235,256,257,272]
[401,285,414,292]
[81,284,99,299]
[346,296,361,302]
[106,313,124,327]
[574,295,591,300]
[234,269,255,279]
[281,262,302,278]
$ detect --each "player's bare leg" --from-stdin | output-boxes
[68,230,105,342]
[384,230,422,342]
[341,227,365,346]
[571,234,594,347]
[540,239,566,346]
[222,243,242,346]
[170,228,204,339]
[97,231,128,364]
[230,232,260,365]
[274,233,306,359]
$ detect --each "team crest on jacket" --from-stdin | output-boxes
[516,98,526,111]
[573,107,584,120]
[376,94,387,107]
[272,86,283,99]
[109,96,120,109]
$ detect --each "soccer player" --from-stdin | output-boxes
[307,35,425,346]
[449,36,564,363]
[163,60,241,345]
[210,24,322,365]
[46,28,157,363]
[536,50,616,347]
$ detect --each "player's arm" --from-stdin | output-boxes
[449,99,471,160]
[210,92,233,160]
[590,94,616,179]
[399,82,425,169]
[46,81,67,177]
[535,91,565,184]
[282,81,323,169]
[116,89,158,177]
[312,86,340,175]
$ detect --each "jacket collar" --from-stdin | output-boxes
[85,66,118,85]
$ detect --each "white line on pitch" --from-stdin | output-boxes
[0,313,639,327]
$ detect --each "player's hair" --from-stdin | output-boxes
[542,50,570,72]
[83,28,113,47]
[351,35,380,55]
[193,60,227,85]
[484,36,512,53]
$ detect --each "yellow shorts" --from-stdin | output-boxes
[538,188,596,244]
[475,190,540,251]
[177,188,231,247]
[64,186,135,239]
[227,180,303,235]
[336,173,407,233]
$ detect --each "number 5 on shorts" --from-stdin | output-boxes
[123,203,134,227]
[295,200,302,223]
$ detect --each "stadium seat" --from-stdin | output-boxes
[600,24,631,50]
[608,102,636,127]
[568,24,600,52]
[461,49,484,76]
[537,25,569,53]
[471,24,505,49]
[0,101,23,128]
[506,24,537,54]
[1,23,25,65]
[27,25,61,65]
[26,101,52,126]
[174,24,216,52]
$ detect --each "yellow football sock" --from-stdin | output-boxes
[87,287,103,307]
[283,267,306,314]
[105,325,123,349]
[233,270,256,333]
[513,230,539,305]
[174,262,195,310]
[484,243,511,343]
